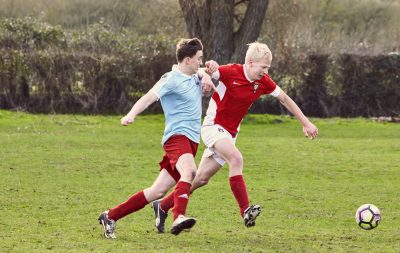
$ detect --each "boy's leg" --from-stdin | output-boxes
[158,135,198,235]
[99,169,176,238]
[149,169,177,233]
[191,156,223,191]
[170,153,197,235]
[108,170,175,221]
[159,156,222,213]
[213,138,262,226]
[154,155,222,233]
[107,191,148,222]
[172,154,196,220]
[159,190,174,212]
[143,169,177,203]
[99,190,147,240]
[212,138,250,215]
[151,152,181,233]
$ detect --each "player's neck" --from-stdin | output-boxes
[177,63,194,76]
[243,64,255,82]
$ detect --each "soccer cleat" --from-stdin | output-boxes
[152,200,168,233]
[243,204,261,227]
[98,210,116,239]
[170,215,196,235]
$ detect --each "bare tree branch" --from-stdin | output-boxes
[179,0,269,63]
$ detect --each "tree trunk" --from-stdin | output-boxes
[179,0,269,64]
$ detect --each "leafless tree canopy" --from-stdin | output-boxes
[179,0,269,63]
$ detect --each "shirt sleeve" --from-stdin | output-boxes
[263,75,280,96]
[150,73,175,99]
[217,65,232,83]
[269,85,281,97]
[211,70,220,80]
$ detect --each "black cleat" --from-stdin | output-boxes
[98,210,116,239]
[152,200,168,233]
[243,204,261,227]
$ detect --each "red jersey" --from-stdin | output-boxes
[203,64,279,136]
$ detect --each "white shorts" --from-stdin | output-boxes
[201,124,237,166]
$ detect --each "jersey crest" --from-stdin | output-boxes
[253,82,259,93]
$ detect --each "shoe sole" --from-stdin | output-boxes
[244,205,261,227]
[171,218,196,235]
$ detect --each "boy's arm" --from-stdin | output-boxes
[121,90,158,126]
[204,60,220,80]
[198,60,219,94]
[276,90,319,139]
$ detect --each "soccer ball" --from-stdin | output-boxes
[355,204,381,230]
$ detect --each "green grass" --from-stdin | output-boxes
[1,110,400,252]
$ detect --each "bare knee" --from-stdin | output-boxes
[144,186,168,201]
[191,170,197,181]
[188,167,197,182]
[196,177,210,187]
[228,153,243,172]
[180,166,197,182]
[153,190,167,200]
[191,175,210,192]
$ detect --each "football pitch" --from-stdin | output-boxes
[1,110,399,252]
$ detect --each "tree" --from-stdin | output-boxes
[179,0,269,64]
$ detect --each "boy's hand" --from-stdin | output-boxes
[205,60,219,75]
[201,75,217,94]
[121,115,134,126]
[303,123,318,139]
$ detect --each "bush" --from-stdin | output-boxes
[0,17,176,114]
[1,17,399,117]
[250,53,400,117]
[0,16,66,49]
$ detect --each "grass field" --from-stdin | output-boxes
[1,110,400,252]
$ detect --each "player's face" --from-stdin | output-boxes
[248,58,271,80]
[186,50,203,74]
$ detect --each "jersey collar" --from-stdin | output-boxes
[172,64,196,79]
[242,64,254,82]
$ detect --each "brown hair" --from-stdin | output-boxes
[176,38,203,62]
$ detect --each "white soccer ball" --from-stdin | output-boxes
[355,204,381,230]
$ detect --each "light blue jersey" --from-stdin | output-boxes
[151,65,202,144]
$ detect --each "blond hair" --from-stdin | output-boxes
[245,42,272,64]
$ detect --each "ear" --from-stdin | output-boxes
[184,57,191,64]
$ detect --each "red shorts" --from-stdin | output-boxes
[159,135,199,182]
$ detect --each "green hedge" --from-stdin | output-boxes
[0,17,175,114]
[1,17,399,117]
[250,53,400,117]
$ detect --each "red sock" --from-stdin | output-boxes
[160,190,175,212]
[171,181,191,220]
[229,175,249,216]
[108,191,148,221]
